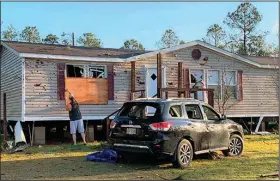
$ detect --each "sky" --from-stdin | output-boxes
[1,2,279,50]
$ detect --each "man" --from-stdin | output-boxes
[65,93,86,145]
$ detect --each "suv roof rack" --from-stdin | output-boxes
[166,97,196,101]
[134,97,162,100]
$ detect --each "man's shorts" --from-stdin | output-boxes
[70,119,85,134]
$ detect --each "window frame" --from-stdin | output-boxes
[87,64,108,78]
[168,104,184,119]
[189,69,205,86]
[207,69,222,99]
[189,69,205,101]
[224,70,237,86]
[65,63,86,78]
[184,103,204,120]
[65,63,107,78]
[223,70,238,99]
[201,105,221,121]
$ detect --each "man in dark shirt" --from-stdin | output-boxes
[66,93,86,145]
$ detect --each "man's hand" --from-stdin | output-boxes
[66,103,72,111]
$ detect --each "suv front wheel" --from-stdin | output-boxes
[173,139,193,169]
[222,134,244,157]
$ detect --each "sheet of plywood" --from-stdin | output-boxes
[65,78,108,105]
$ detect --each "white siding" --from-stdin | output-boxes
[24,59,130,120]
[132,45,278,116]
[24,45,278,120]
[0,47,23,121]
[174,45,278,116]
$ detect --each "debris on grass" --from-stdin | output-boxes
[260,172,279,178]
[208,152,224,160]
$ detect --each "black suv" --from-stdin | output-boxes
[108,98,244,168]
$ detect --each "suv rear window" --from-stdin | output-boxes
[118,102,163,119]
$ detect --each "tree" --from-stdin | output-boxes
[223,2,262,55]
[2,24,18,41]
[43,34,59,44]
[157,29,179,49]
[214,69,237,115]
[120,39,145,51]
[61,38,71,45]
[77,33,102,48]
[203,24,226,48]
[179,40,186,45]
[246,32,272,56]
[20,26,41,43]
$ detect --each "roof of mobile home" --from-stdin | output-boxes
[1,40,278,68]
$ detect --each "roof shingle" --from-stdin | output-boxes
[2,41,150,59]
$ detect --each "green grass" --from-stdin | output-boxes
[1,135,278,180]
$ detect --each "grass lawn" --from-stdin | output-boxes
[0,135,278,180]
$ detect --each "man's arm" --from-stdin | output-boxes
[66,103,72,111]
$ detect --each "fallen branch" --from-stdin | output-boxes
[260,172,279,178]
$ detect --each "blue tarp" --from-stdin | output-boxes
[86,149,118,163]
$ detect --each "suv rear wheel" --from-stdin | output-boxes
[173,139,193,169]
[222,134,244,157]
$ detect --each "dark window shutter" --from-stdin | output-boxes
[107,64,114,100]
[183,68,190,98]
[237,70,243,101]
[57,63,66,100]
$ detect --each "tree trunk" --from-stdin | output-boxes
[243,31,246,54]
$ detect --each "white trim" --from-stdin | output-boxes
[19,53,124,63]
[24,116,115,121]
[124,40,278,69]
[226,114,278,118]
[21,58,25,122]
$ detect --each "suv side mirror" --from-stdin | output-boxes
[220,114,227,120]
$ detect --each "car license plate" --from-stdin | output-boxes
[126,128,136,135]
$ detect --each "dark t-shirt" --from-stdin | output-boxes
[69,100,82,121]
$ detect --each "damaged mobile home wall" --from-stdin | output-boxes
[131,45,278,116]
[0,46,23,121]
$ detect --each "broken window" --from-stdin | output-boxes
[67,65,84,77]
[88,65,106,78]
[190,70,204,101]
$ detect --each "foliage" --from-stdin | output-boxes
[20,26,41,43]
[2,24,18,41]
[156,29,179,49]
[61,38,71,45]
[77,33,102,48]
[223,2,263,55]
[43,34,59,44]
[179,40,186,45]
[203,24,226,48]
[120,39,145,51]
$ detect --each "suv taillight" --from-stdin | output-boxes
[149,121,172,131]
[110,121,116,129]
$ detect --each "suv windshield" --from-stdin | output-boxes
[118,102,163,119]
